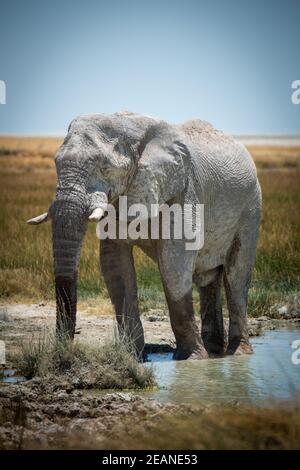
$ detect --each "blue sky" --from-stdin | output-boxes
[0,0,299,135]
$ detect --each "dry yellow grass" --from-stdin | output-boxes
[1,137,300,169]
[0,136,61,172]
[103,405,300,450]
[0,137,299,316]
[0,136,62,153]
[248,145,300,169]
[17,403,300,450]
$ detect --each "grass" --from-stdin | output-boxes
[102,404,300,450]
[3,397,300,449]
[248,145,300,169]
[14,328,155,390]
[250,169,300,316]
[0,137,299,317]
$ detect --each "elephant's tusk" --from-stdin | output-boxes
[88,207,105,222]
[26,212,49,225]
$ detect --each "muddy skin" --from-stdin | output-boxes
[55,274,77,339]
[226,338,254,356]
[164,290,208,360]
[200,268,225,357]
[100,239,145,359]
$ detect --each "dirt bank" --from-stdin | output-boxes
[0,303,299,450]
[1,377,300,450]
[0,379,198,449]
[1,303,299,360]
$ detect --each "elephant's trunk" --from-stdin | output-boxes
[55,272,77,338]
[52,196,87,338]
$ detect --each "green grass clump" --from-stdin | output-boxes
[14,330,155,390]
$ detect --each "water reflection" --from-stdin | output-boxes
[146,329,300,406]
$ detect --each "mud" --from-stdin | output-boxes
[0,379,199,449]
[0,303,299,449]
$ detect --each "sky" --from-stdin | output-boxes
[0,0,299,135]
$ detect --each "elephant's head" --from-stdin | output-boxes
[27,114,191,337]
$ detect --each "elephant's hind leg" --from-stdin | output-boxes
[199,267,225,357]
[100,239,145,358]
[224,208,260,355]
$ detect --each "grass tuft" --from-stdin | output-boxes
[14,329,155,390]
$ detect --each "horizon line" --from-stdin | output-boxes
[1,133,300,138]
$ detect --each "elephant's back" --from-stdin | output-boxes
[179,120,261,272]
[179,119,258,197]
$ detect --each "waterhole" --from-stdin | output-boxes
[145,328,300,406]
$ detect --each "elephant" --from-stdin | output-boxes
[27,111,261,360]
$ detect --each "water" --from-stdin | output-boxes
[146,328,300,406]
[1,328,299,406]
[0,369,26,384]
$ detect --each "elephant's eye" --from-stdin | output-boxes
[99,164,111,178]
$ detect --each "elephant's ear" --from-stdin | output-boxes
[127,123,190,215]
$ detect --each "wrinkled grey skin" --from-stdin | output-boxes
[28,111,261,360]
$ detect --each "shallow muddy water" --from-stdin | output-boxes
[0,369,26,384]
[146,328,300,406]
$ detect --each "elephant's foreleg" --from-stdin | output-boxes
[199,267,224,356]
[100,239,145,358]
[165,288,208,360]
[158,241,208,360]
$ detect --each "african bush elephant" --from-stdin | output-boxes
[27,111,261,360]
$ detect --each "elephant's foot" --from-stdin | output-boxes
[201,332,225,358]
[173,343,209,360]
[226,338,253,356]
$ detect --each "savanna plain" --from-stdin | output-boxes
[0,136,299,450]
